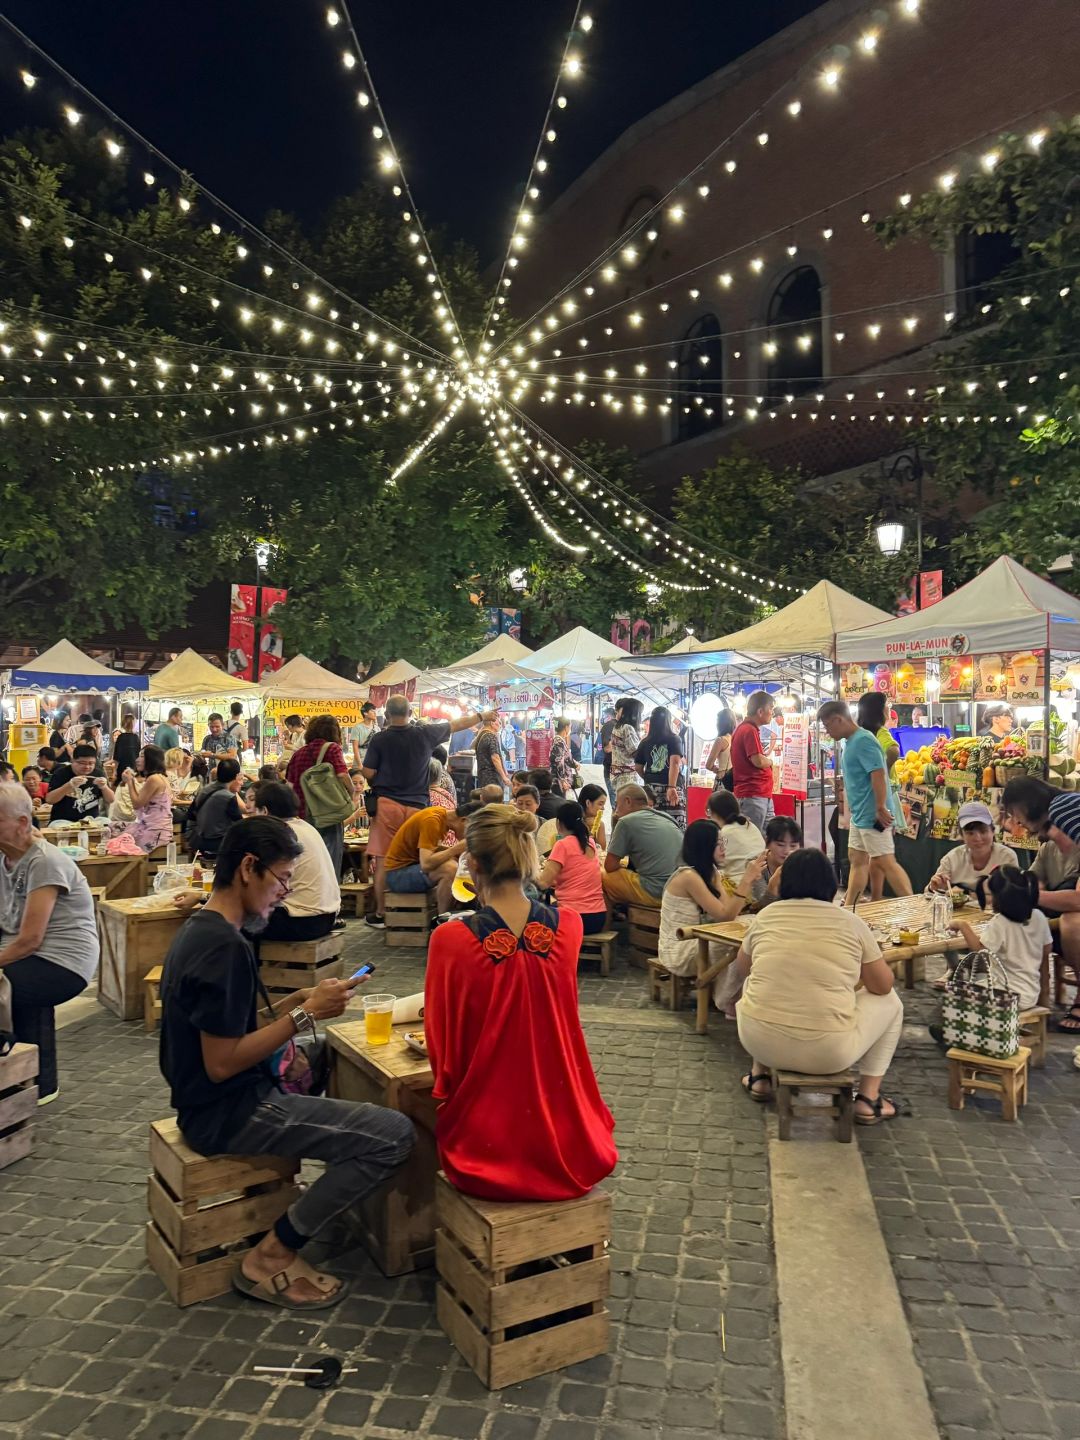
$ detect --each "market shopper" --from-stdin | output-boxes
[928,802,1018,892]
[350,702,379,769]
[609,698,643,794]
[817,701,912,907]
[286,717,354,876]
[185,758,244,859]
[527,768,563,821]
[154,707,184,752]
[548,719,577,798]
[602,786,682,909]
[384,797,480,913]
[199,714,239,765]
[1005,785,1080,1029]
[598,706,617,805]
[112,715,141,785]
[734,847,903,1123]
[705,708,737,791]
[634,706,686,829]
[857,691,906,899]
[225,703,248,755]
[731,692,776,834]
[46,744,114,825]
[0,785,99,1103]
[248,782,340,944]
[475,713,511,796]
[537,802,607,934]
[117,746,174,853]
[362,695,488,927]
[159,816,413,1309]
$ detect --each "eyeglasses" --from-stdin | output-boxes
[259,861,292,895]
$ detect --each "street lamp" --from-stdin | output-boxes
[875,521,906,556]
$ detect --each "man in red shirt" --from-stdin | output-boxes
[731,691,776,835]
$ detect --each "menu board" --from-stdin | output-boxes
[972,650,1045,704]
[780,712,809,797]
[840,660,926,702]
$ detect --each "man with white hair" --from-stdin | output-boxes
[361,694,489,927]
[0,786,99,1103]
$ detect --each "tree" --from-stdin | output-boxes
[665,447,909,637]
[876,121,1080,587]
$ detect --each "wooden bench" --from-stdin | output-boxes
[947,1046,1030,1122]
[1019,1007,1051,1069]
[0,1045,39,1171]
[773,1070,855,1143]
[385,890,438,949]
[626,904,660,971]
[98,897,188,1021]
[579,930,616,977]
[647,959,693,1012]
[144,966,163,1034]
[435,1173,610,1390]
[259,933,345,996]
[339,880,373,917]
[145,1117,299,1306]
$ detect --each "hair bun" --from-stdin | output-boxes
[510,805,538,834]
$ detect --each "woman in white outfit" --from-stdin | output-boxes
[658,819,766,1006]
[735,847,903,1125]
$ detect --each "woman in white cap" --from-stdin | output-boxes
[928,801,1018,894]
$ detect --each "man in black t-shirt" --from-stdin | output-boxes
[184,758,244,858]
[528,767,563,821]
[160,816,413,1310]
[474,714,510,796]
[598,707,616,804]
[47,743,114,824]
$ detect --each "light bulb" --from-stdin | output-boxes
[63,105,81,125]
[821,66,841,88]
[105,138,122,157]
[342,51,356,69]
[787,99,802,116]
[20,70,36,88]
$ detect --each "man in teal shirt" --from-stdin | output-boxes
[154,707,184,752]
[818,700,913,907]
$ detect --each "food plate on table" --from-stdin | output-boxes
[950,888,970,908]
[402,1030,428,1057]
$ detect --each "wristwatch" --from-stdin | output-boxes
[288,1005,316,1038]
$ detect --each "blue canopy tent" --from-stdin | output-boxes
[10,639,148,692]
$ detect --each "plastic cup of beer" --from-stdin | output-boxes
[363,994,397,1046]
[202,871,214,893]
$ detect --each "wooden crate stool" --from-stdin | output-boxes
[98,897,188,1021]
[0,1044,39,1171]
[773,1071,855,1143]
[647,959,693,1012]
[144,965,164,1034]
[339,880,373,917]
[385,890,438,949]
[259,933,345,997]
[579,930,616,977]
[435,1174,610,1390]
[1019,1007,1050,1069]
[626,904,660,971]
[947,1046,1030,1122]
[145,1117,299,1306]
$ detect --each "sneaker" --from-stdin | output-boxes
[37,1088,60,1107]
[332,919,347,931]
[928,1024,947,1048]
[365,913,385,929]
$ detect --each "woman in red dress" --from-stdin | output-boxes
[425,803,617,1202]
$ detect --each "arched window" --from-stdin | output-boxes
[673,314,724,443]
[765,266,822,398]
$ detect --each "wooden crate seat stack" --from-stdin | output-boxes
[772,1070,855,1142]
[145,1117,299,1306]
[259,932,346,999]
[578,930,616,977]
[1019,1007,1050,1069]
[339,880,373,917]
[385,889,438,948]
[626,904,659,970]
[435,1173,611,1390]
[947,1046,1030,1122]
[0,1044,39,1171]
[143,966,164,1034]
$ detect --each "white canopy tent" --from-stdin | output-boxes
[148,649,260,700]
[10,639,148,693]
[835,556,1080,659]
[528,625,670,693]
[261,654,371,701]
[356,659,421,698]
[444,633,538,686]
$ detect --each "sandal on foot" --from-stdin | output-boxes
[233,1258,348,1311]
[1054,1008,1080,1033]
[854,1093,898,1126]
[741,1072,773,1103]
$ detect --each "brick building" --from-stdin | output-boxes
[502,0,1080,502]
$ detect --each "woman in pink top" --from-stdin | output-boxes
[538,801,607,935]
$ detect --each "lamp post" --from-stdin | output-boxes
[873,448,925,567]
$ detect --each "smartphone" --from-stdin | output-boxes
[872,821,886,832]
[347,963,375,983]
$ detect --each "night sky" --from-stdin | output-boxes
[0,0,826,263]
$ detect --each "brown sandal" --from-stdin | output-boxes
[233,1258,348,1310]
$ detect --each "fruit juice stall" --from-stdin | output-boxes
[834,557,1080,890]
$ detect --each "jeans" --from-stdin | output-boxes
[581,911,609,936]
[226,1092,415,1243]
[5,956,87,1096]
[739,796,774,835]
[316,823,344,876]
[385,863,435,894]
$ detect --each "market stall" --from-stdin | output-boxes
[146,649,261,756]
[259,654,373,758]
[835,556,1080,884]
[4,640,148,772]
[357,659,421,706]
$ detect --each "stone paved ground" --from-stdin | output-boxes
[0,922,782,1440]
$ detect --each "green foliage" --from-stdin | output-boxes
[666,447,909,636]
[876,121,1080,586]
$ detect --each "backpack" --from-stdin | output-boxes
[300,743,355,829]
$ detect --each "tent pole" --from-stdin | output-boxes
[1043,648,1051,782]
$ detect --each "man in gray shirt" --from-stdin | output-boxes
[602,786,682,909]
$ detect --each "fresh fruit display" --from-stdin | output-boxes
[893,743,937,786]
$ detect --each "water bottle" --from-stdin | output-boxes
[931,891,951,938]
[166,841,177,869]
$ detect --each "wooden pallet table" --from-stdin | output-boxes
[98,896,188,1020]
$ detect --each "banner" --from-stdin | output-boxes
[919,570,943,608]
[494,682,555,711]
[896,578,917,617]
[258,587,288,679]
[484,607,522,641]
[780,712,809,797]
[366,680,416,709]
[939,654,975,700]
[263,696,368,727]
[227,584,256,680]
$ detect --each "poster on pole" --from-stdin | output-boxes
[257,587,288,679]
[227,584,256,680]
[780,712,809,798]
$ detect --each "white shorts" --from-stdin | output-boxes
[849,823,896,857]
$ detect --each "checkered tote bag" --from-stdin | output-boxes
[942,949,1020,1059]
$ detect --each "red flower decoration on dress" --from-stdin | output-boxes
[483,929,518,960]
[523,922,555,955]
